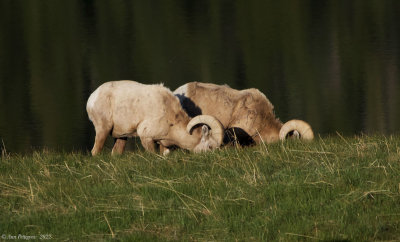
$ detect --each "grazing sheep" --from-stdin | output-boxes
[174,82,314,145]
[87,81,224,155]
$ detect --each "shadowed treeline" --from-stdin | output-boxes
[0,0,399,152]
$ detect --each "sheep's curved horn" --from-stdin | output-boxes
[187,115,224,146]
[279,119,314,141]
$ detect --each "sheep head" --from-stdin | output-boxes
[186,115,224,152]
[279,120,314,141]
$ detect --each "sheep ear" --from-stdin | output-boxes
[201,125,210,139]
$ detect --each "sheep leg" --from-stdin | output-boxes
[91,129,109,156]
[112,138,127,155]
[159,144,170,155]
[140,137,156,153]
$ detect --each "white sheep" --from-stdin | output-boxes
[87,81,224,155]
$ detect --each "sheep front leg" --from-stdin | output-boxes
[112,138,127,155]
[159,144,170,155]
[140,137,157,153]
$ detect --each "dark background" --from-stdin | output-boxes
[1,0,399,153]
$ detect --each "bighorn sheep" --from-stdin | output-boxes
[174,82,314,145]
[87,81,224,155]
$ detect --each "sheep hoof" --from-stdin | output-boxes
[163,149,170,156]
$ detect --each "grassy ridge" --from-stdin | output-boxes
[1,135,400,241]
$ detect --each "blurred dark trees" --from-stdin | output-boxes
[0,0,399,152]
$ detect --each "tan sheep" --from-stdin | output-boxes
[174,82,314,145]
[87,81,224,155]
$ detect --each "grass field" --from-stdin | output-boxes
[1,135,400,241]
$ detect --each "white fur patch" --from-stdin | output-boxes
[87,88,100,110]
[173,84,188,96]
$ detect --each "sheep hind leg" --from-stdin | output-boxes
[140,137,156,153]
[112,137,127,155]
[91,129,109,156]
